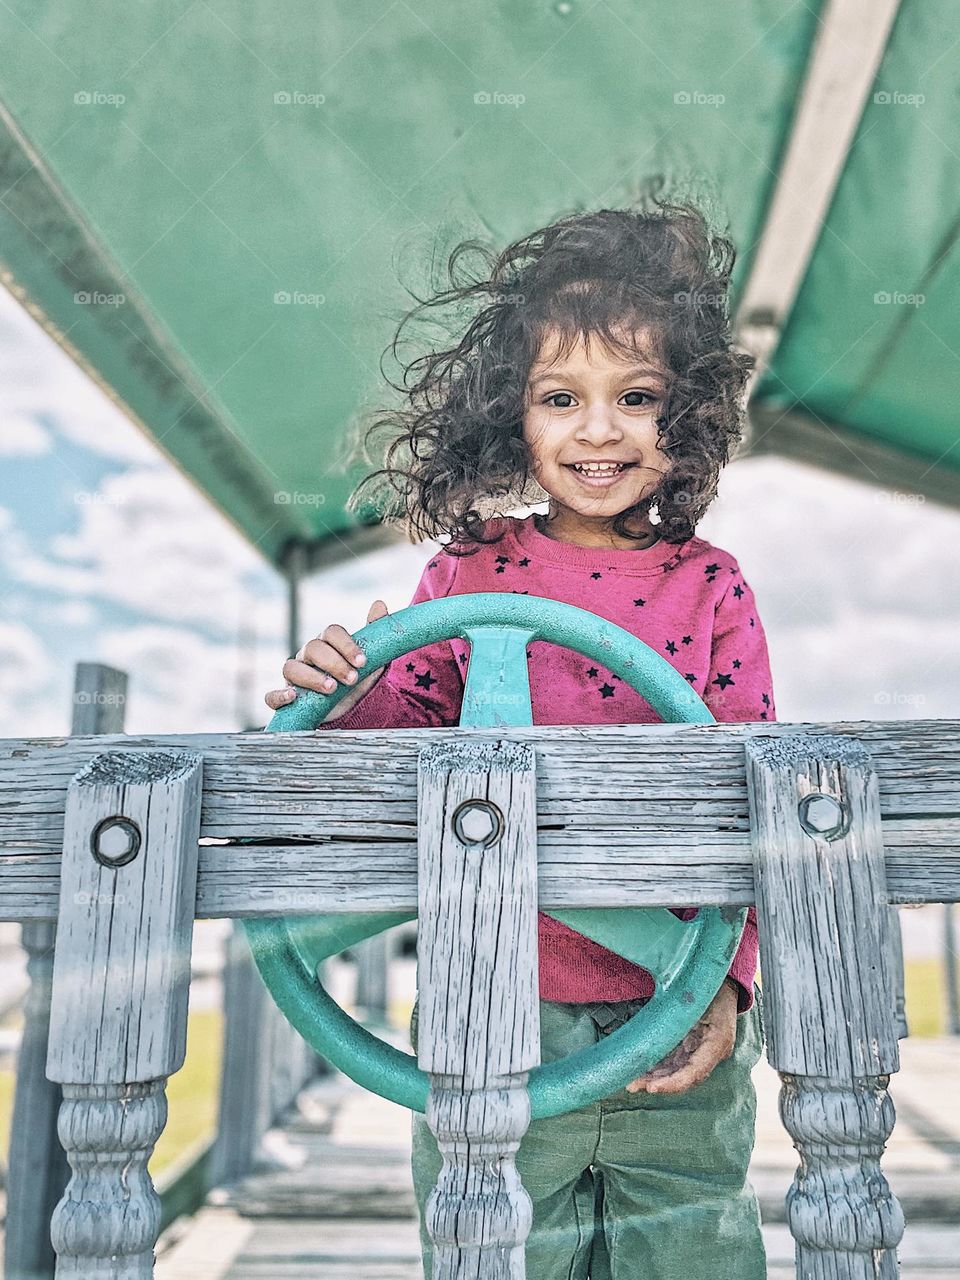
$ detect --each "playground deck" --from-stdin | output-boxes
[155,1036,960,1280]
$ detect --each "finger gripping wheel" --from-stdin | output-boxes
[245,592,746,1119]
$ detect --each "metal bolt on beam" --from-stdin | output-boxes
[90,815,142,867]
[797,793,848,841]
[451,799,504,849]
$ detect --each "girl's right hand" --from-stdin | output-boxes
[263,599,390,723]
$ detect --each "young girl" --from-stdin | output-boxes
[265,192,776,1279]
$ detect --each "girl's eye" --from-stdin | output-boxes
[541,390,659,410]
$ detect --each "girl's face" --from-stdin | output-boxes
[522,326,671,548]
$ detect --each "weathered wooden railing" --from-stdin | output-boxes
[1,718,957,1278]
[3,664,326,1279]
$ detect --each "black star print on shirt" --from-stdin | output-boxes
[428,560,439,569]
[682,635,692,645]
[414,669,436,690]
[633,598,645,607]
[712,673,735,690]
[705,563,721,583]
[665,640,678,655]
[405,662,415,672]
[599,684,615,698]
[518,557,530,567]
[732,659,741,669]
[684,673,696,683]
[732,583,744,599]
[591,572,602,580]
[587,667,599,678]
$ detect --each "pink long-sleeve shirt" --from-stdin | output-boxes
[316,513,777,1013]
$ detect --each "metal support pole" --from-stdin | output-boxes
[285,541,309,659]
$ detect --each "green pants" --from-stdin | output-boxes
[410,989,766,1279]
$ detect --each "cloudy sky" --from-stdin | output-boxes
[1,281,958,742]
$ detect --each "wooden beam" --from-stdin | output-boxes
[1,721,957,915]
[279,523,406,584]
[742,403,960,511]
[0,102,303,570]
[735,0,905,382]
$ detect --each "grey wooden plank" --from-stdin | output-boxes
[160,1213,960,1279]
[211,1143,416,1218]
[1,721,959,919]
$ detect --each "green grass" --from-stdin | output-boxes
[151,1008,224,1177]
[0,1008,224,1177]
[0,961,952,1175]
[901,957,948,1038]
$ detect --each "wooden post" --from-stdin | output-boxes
[6,923,71,1280]
[355,932,390,1021]
[209,923,324,1189]
[46,748,202,1279]
[208,922,275,1187]
[889,906,908,1039]
[746,734,904,1280]
[6,662,128,1280]
[416,740,540,1279]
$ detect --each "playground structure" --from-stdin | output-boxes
[1,598,957,1279]
[0,3,958,1274]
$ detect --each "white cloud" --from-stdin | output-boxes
[0,618,54,693]
[0,415,52,456]
[775,607,958,721]
[681,455,960,720]
[3,467,280,632]
[98,622,251,734]
[0,619,61,736]
[701,456,960,628]
[0,287,160,464]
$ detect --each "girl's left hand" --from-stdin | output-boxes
[625,980,738,1096]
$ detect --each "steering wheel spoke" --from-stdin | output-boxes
[461,624,536,727]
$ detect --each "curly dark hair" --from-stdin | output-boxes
[346,179,754,552]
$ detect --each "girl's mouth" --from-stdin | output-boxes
[565,462,636,488]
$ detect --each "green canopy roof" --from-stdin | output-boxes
[1,0,956,574]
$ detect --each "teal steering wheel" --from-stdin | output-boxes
[244,591,746,1119]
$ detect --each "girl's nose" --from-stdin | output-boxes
[576,406,624,443]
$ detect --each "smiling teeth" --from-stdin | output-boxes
[574,463,624,474]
